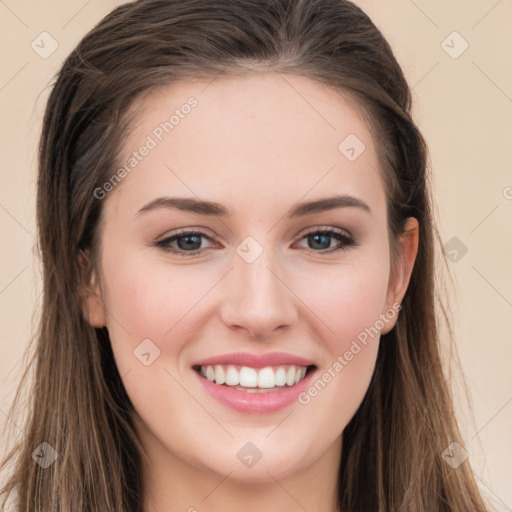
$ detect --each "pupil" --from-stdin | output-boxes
[310,234,330,250]
[178,235,201,250]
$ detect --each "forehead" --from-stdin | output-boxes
[107,72,386,222]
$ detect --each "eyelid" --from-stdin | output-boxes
[156,227,216,243]
[155,228,216,245]
[163,226,215,237]
[296,225,352,239]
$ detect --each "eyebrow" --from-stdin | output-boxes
[136,194,371,219]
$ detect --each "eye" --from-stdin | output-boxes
[154,227,359,257]
[154,229,216,257]
[294,228,358,254]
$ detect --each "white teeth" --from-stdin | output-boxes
[286,366,296,386]
[214,365,226,385]
[257,367,275,388]
[239,366,258,387]
[275,367,287,386]
[206,366,215,381]
[198,364,310,389]
[225,365,239,386]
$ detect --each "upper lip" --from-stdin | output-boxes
[192,352,316,369]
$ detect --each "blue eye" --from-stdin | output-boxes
[154,228,358,257]
[155,229,214,257]
[296,229,357,253]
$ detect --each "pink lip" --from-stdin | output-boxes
[192,351,315,369]
[193,366,317,414]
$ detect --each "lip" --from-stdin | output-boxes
[192,351,315,369]
[192,364,317,414]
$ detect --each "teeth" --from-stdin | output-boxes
[275,367,287,386]
[257,367,275,388]
[225,365,239,386]
[214,365,226,385]
[206,366,215,382]
[240,366,258,387]
[286,366,296,386]
[199,364,309,389]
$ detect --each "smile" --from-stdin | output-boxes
[194,364,313,392]
[192,355,318,413]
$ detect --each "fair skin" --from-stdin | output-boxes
[83,73,418,512]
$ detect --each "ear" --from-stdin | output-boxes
[380,217,419,335]
[77,249,106,328]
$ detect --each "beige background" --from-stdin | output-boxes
[1,0,511,509]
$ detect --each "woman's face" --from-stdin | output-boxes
[85,73,418,483]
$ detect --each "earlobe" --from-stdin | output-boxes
[77,249,106,328]
[381,217,419,335]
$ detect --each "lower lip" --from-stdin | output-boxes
[193,367,317,414]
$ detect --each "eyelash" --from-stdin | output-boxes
[154,227,359,257]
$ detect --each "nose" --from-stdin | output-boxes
[219,246,298,339]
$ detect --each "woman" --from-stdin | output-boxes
[0,0,492,510]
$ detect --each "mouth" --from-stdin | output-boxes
[192,364,317,393]
[191,352,319,413]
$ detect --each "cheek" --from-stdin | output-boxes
[99,255,211,424]
[99,251,213,370]
[294,254,389,407]
[330,273,388,351]
[299,255,390,351]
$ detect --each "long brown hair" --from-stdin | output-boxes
[0,0,492,510]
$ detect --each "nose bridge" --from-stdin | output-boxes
[220,234,298,337]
